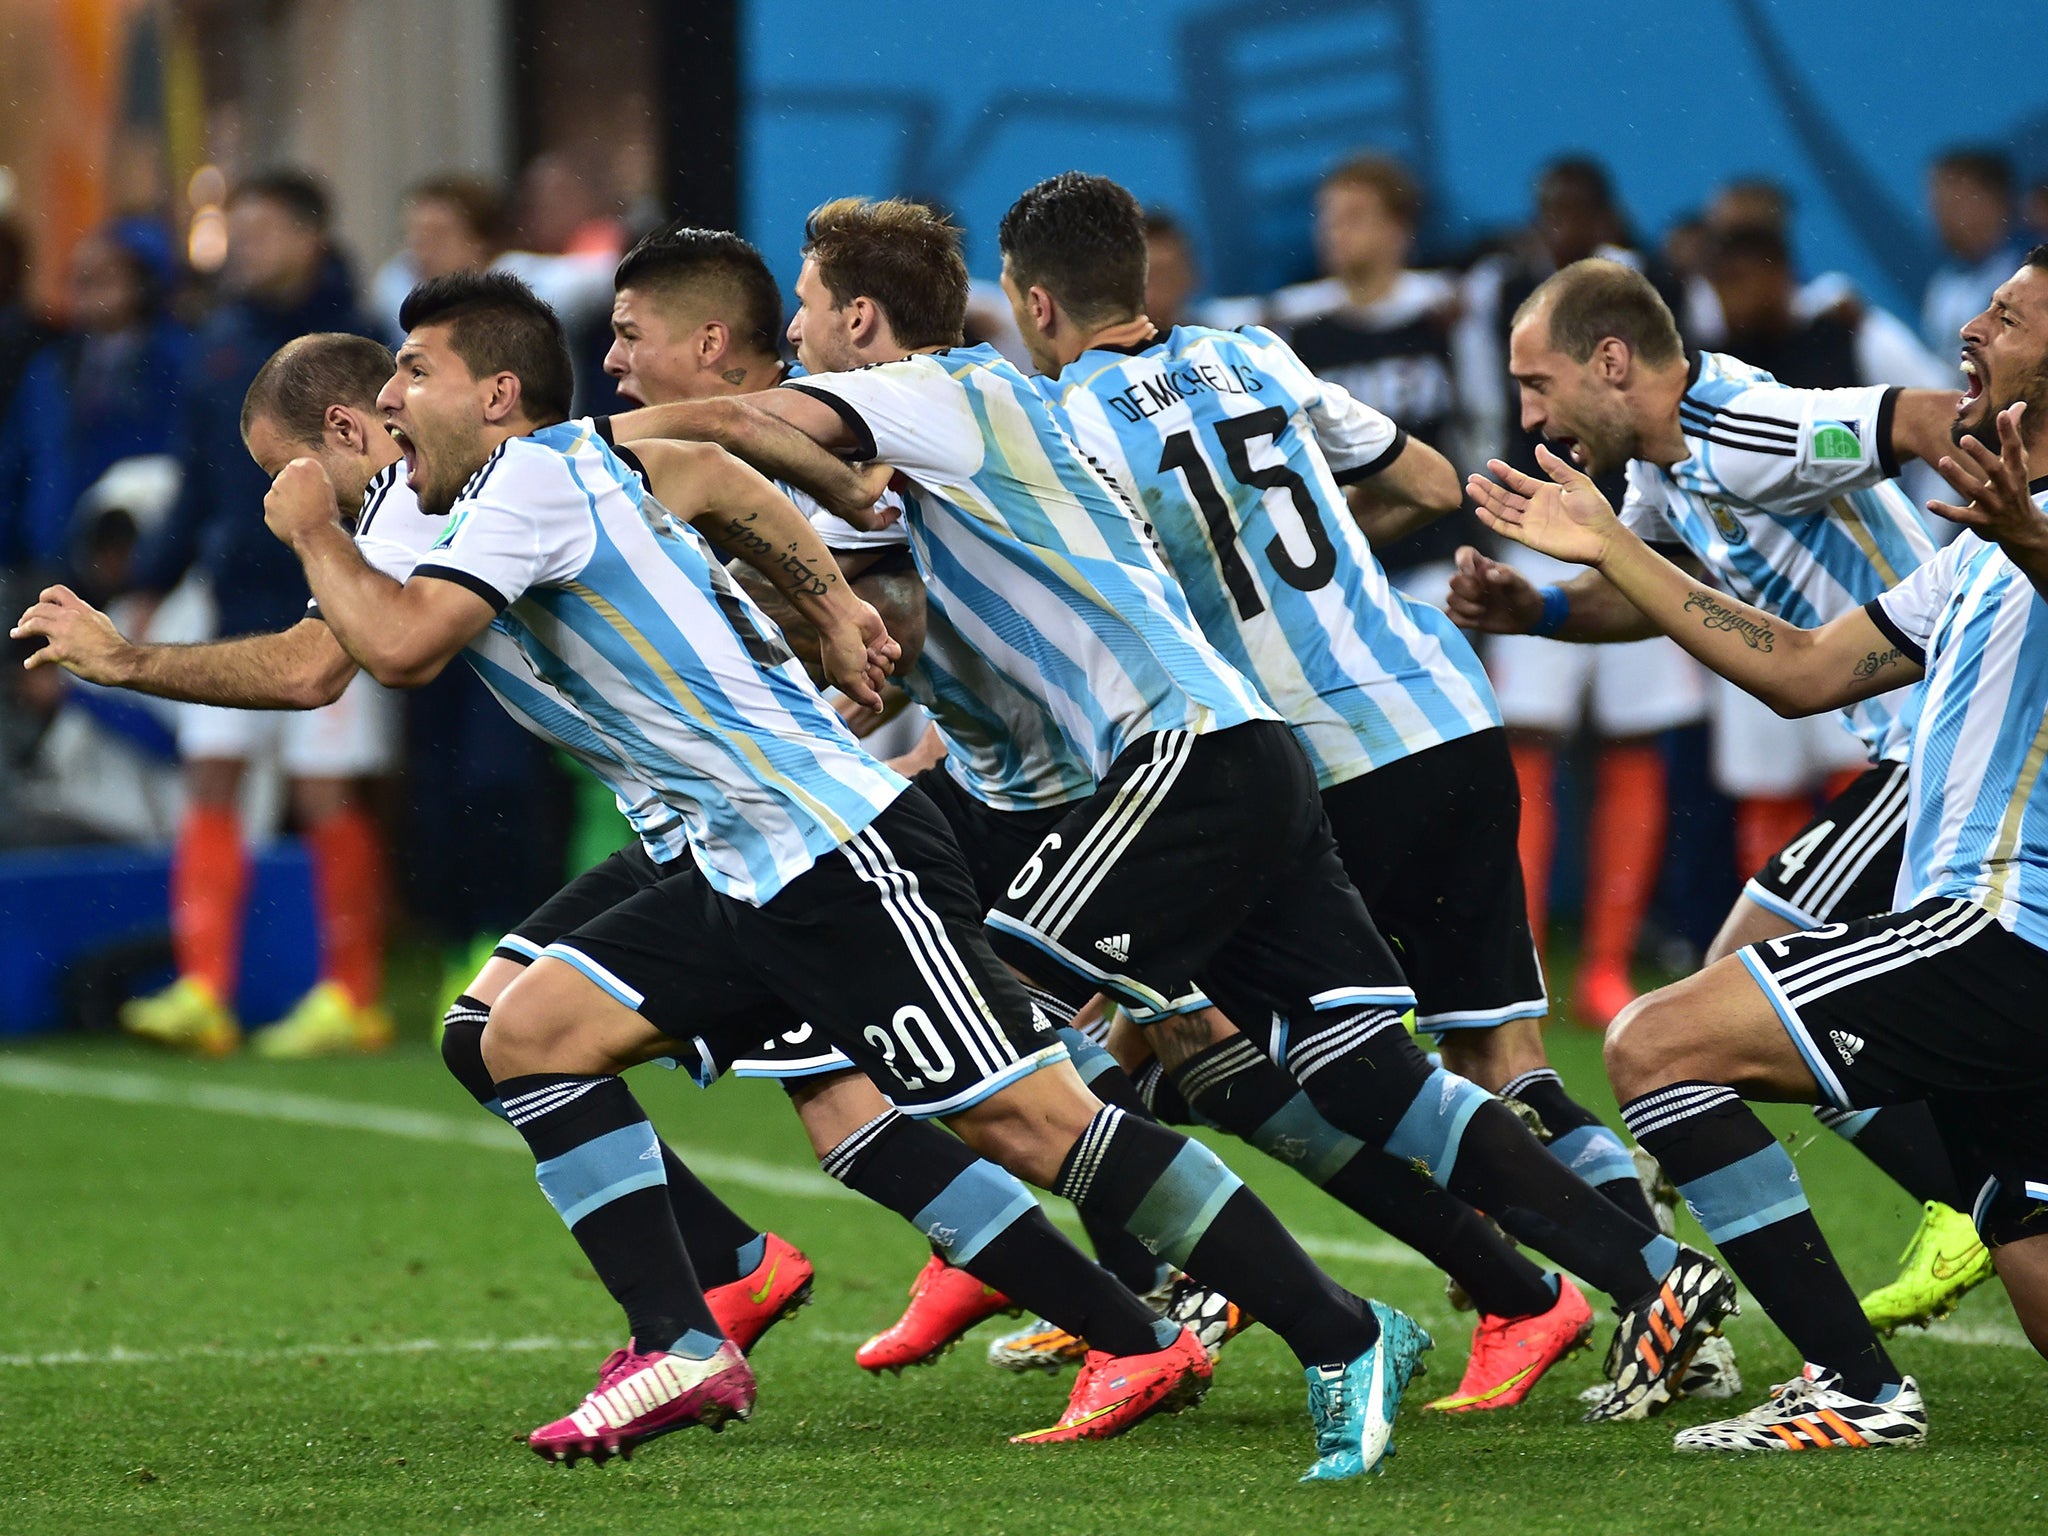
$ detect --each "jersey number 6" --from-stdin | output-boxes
[1157,405,1337,621]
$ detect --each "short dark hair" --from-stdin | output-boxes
[2029,243,2048,273]
[997,172,1147,327]
[1708,222,1790,271]
[1516,257,1684,368]
[1934,147,2014,200]
[241,332,398,444]
[230,169,332,230]
[802,197,967,350]
[614,224,784,356]
[1539,156,1615,209]
[1144,208,1188,243]
[406,174,505,249]
[398,270,574,425]
[1320,153,1423,227]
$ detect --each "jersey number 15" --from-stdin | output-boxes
[1157,405,1336,620]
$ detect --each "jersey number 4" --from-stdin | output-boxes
[1157,405,1336,620]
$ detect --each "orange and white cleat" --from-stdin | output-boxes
[1008,1326,1211,1444]
[705,1232,814,1355]
[1425,1276,1593,1412]
[857,1255,1019,1373]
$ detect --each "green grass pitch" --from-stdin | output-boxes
[1,1023,2039,1536]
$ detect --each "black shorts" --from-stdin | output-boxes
[1743,761,1909,928]
[911,765,1072,912]
[1322,728,1547,1035]
[984,719,1414,1051]
[525,794,1063,1115]
[1740,897,2048,1245]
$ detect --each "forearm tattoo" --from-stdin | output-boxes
[1852,646,1904,680]
[1682,590,1775,651]
[713,509,832,598]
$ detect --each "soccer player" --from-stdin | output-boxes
[1461,253,2048,1450]
[633,195,1736,1427]
[999,170,1703,1412]
[1443,257,1997,1332]
[251,271,1428,1479]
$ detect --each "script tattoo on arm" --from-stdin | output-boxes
[1852,646,1904,680]
[703,507,832,597]
[1682,590,1775,651]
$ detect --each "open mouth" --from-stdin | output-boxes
[615,383,645,408]
[1958,355,1986,414]
[387,424,420,485]
[1548,434,1587,468]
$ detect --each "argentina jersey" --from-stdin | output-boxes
[785,343,1275,779]
[345,461,687,865]
[796,486,1097,812]
[403,421,905,905]
[1621,351,1935,761]
[1048,324,1498,788]
[1871,492,2048,952]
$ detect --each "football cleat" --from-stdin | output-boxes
[1301,1301,1432,1482]
[706,1233,814,1354]
[1009,1326,1211,1444]
[1677,1331,1743,1399]
[120,976,240,1057]
[1425,1276,1592,1413]
[1161,1275,1251,1360]
[1673,1366,1926,1452]
[1583,1246,1739,1423]
[1633,1146,1679,1238]
[857,1256,1018,1373]
[1858,1201,1996,1335]
[252,981,394,1059]
[986,1315,1091,1373]
[528,1341,754,1465]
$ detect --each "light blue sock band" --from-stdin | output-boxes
[1384,1067,1489,1187]
[1677,1143,1812,1246]
[1057,1025,1120,1086]
[914,1159,1038,1266]
[1127,1139,1244,1266]
[534,1121,666,1229]
[1251,1092,1367,1186]
[1548,1124,1639,1191]
[734,1234,766,1274]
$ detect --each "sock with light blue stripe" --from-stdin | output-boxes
[1500,1067,1662,1231]
[496,1071,723,1356]
[1055,1105,1378,1367]
[1623,1080,1897,1399]
[823,1109,1165,1356]
[1057,1027,1178,1292]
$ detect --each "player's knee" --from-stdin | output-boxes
[1602,989,1691,1100]
[479,968,577,1080]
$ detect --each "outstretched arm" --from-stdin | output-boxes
[631,438,898,708]
[1344,435,1464,548]
[1888,387,1967,470]
[13,587,355,709]
[264,458,496,689]
[1929,401,2048,600]
[1467,445,1922,716]
[608,393,891,522]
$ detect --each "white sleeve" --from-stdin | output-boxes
[1245,327,1403,480]
[781,360,985,481]
[1618,461,1681,543]
[409,453,594,611]
[311,530,425,620]
[1682,374,1902,512]
[1872,535,1968,662]
[786,483,911,552]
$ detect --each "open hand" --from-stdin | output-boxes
[11,585,131,683]
[1465,444,1623,568]
[1445,545,1545,633]
[1930,402,2043,548]
[263,457,343,549]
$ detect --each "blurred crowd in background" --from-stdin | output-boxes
[3,137,2044,1038]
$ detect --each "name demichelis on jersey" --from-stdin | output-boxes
[785,343,1276,781]
[349,426,904,904]
[1621,351,1935,762]
[1048,324,1498,788]
[1868,486,2048,950]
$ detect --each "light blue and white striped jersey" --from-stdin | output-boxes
[794,488,1098,812]
[1621,351,1935,762]
[1872,493,2048,951]
[389,422,905,905]
[1048,325,1499,788]
[786,345,1276,788]
[348,462,686,866]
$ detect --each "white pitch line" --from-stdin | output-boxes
[0,1056,854,1202]
[0,1336,609,1369]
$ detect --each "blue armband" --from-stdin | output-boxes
[1532,584,1571,638]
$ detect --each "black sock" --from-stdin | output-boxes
[822,1110,1165,1358]
[1815,1102,1964,1208]
[1058,1027,1176,1292]
[1286,1007,1674,1307]
[496,1072,722,1354]
[1500,1067,1661,1229]
[1172,1037,1557,1319]
[1626,1083,1897,1398]
[443,998,762,1287]
[1055,1105,1377,1367]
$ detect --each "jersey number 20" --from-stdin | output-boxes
[1157,405,1337,621]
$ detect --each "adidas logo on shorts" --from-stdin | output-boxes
[1094,933,1131,963]
[1829,1028,1865,1065]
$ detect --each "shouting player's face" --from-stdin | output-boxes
[1954,262,2048,450]
[605,286,701,408]
[378,323,503,516]
[1507,310,1640,478]
[788,257,864,375]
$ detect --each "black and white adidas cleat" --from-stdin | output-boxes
[1583,1245,1739,1423]
[1673,1366,1926,1451]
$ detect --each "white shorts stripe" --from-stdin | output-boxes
[1785,765,1909,919]
[1024,731,1194,939]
